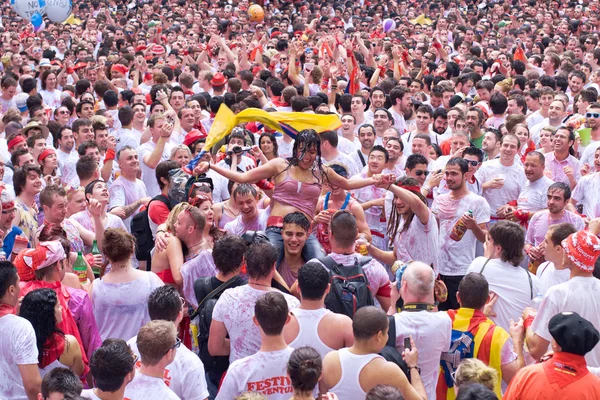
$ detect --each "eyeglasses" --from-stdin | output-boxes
[586,41,594,44]
[280,58,288,61]
[586,112,600,118]
[1,208,16,215]
[165,337,182,355]
[414,170,429,177]
[58,110,70,115]
[465,160,480,167]
[126,31,134,34]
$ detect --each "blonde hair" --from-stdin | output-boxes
[166,202,190,232]
[170,144,192,159]
[455,358,498,391]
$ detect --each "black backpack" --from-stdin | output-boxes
[130,194,171,262]
[192,276,241,376]
[318,256,375,318]
[379,315,411,382]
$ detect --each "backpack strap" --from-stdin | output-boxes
[357,150,366,167]
[318,256,338,271]
[386,315,396,347]
[526,269,533,300]
[189,276,239,320]
[479,258,491,274]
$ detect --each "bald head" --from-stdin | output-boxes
[401,261,435,301]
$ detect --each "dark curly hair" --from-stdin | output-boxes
[387,177,428,247]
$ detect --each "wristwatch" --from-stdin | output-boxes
[408,365,421,374]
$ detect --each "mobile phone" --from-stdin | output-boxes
[436,169,442,174]
[404,337,411,351]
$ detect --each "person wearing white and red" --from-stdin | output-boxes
[216,292,294,400]
[124,320,180,399]
[544,126,582,190]
[209,241,299,364]
[283,262,354,359]
[476,134,526,221]
[535,223,577,296]
[0,262,41,400]
[390,262,452,400]
[128,286,208,400]
[571,147,600,219]
[432,158,490,311]
[524,227,600,367]
[309,210,392,311]
[467,221,540,333]
[525,183,585,264]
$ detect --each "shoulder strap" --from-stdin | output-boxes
[357,150,366,167]
[526,269,533,300]
[479,258,491,274]
[189,276,239,320]
[341,192,351,210]
[386,315,396,347]
[324,192,331,210]
[318,256,338,271]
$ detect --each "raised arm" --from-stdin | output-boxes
[386,184,430,225]
[195,157,283,184]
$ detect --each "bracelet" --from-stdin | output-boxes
[156,230,166,235]
[408,365,421,374]
[523,315,535,330]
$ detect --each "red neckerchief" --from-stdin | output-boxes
[271,98,289,107]
[0,303,14,317]
[542,352,590,389]
[40,333,65,369]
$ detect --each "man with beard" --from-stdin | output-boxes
[109,146,151,231]
[545,126,581,190]
[350,124,376,169]
[389,86,411,134]
[432,158,490,310]
[432,108,451,144]
[384,136,406,176]
[401,105,437,155]
[476,134,527,222]
[580,103,600,167]
[466,107,485,148]
[482,128,502,161]
[365,87,387,121]
[525,183,585,266]
[56,127,78,184]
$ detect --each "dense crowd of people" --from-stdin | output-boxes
[1,0,600,399]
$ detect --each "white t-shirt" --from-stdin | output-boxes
[535,261,570,296]
[572,172,600,219]
[216,347,295,400]
[217,155,256,172]
[394,311,451,400]
[224,209,269,237]
[57,148,81,188]
[276,137,295,159]
[517,176,554,212]
[116,127,141,152]
[206,169,230,203]
[476,159,526,217]
[392,210,439,270]
[108,176,148,233]
[321,152,360,177]
[532,276,600,368]
[0,314,39,400]
[431,193,491,276]
[580,140,600,167]
[180,250,217,309]
[128,335,209,400]
[124,371,181,399]
[138,140,175,197]
[337,136,358,156]
[212,286,300,363]
[467,257,540,333]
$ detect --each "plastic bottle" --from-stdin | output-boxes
[73,251,87,284]
[356,233,369,256]
[530,292,543,310]
[90,240,101,277]
[450,210,473,241]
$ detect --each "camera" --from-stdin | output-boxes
[228,146,251,155]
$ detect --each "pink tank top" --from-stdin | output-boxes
[217,203,237,229]
[272,169,322,218]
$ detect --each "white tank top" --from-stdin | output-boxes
[330,348,383,400]
[39,358,69,379]
[289,308,335,359]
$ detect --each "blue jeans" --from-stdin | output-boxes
[266,226,325,263]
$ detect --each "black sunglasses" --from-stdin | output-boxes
[165,337,182,355]
[465,160,480,167]
[414,170,429,177]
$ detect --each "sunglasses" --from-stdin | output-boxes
[165,337,182,355]
[126,31,134,34]
[414,170,429,177]
[465,160,480,167]
[586,112,600,118]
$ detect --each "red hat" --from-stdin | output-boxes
[562,231,600,272]
[7,135,26,150]
[73,62,88,71]
[183,129,207,147]
[152,44,165,55]
[270,31,281,39]
[111,63,129,75]
[210,72,228,86]
[136,45,148,52]
[14,241,67,282]
[38,148,56,164]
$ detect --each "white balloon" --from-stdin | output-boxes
[12,0,46,22]
[45,0,72,23]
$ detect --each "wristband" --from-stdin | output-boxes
[433,41,442,49]
[523,315,535,330]
[67,67,75,74]
[256,179,275,190]
[84,253,95,266]
[104,148,116,162]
